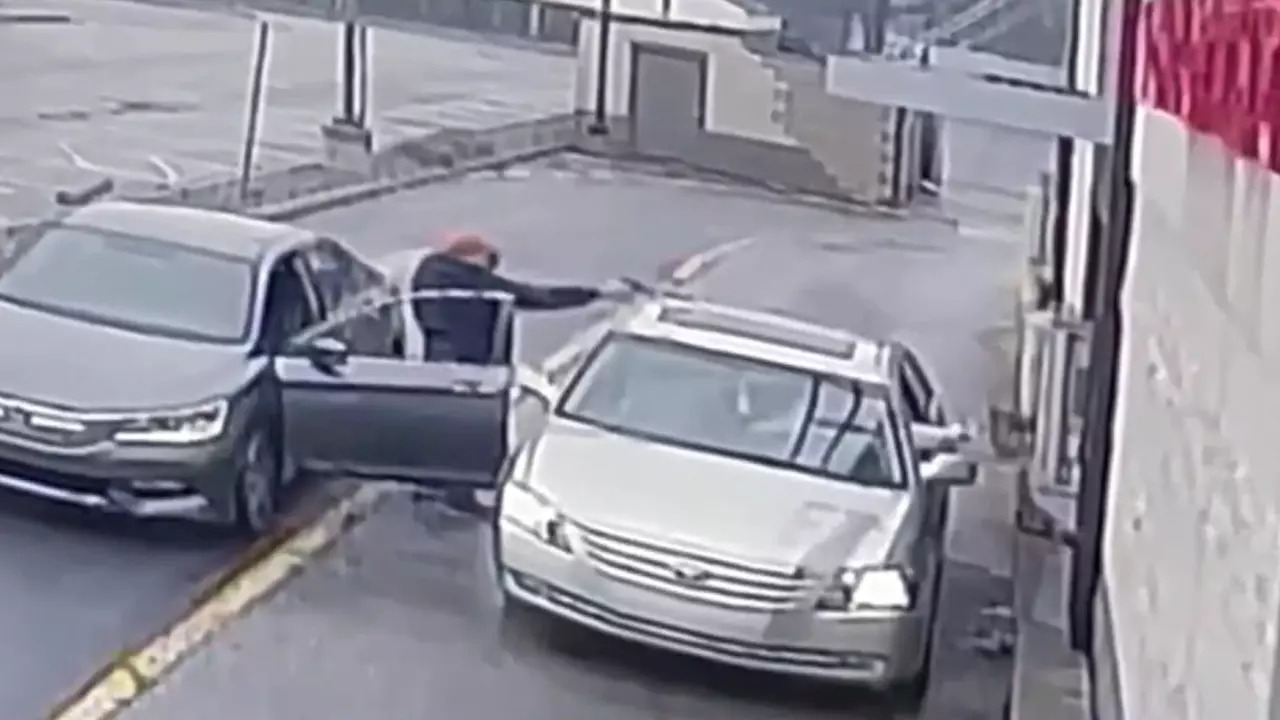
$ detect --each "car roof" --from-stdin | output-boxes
[617,297,892,383]
[61,201,306,260]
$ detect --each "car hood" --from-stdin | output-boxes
[0,303,252,411]
[526,421,912,573]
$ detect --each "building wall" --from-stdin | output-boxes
[1095,0,1280,713]
[1102,93,1280,720]
[573,20,794,144]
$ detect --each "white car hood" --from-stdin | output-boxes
[526,420,911,573]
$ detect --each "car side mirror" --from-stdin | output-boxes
[306,336,350,369]
[920,452,976,487]
[910,421,973,456]
[513,364,555,406]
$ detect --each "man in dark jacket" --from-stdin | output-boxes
[410,233,606,364]
[409,233,618,517]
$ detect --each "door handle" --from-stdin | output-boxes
[451,379,483,394]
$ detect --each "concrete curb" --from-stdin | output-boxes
[248,144,570,222]
[0,10,75,23]
[130,114,579,215]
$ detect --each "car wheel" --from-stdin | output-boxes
[233,424,282,537]
[497,591,552,654]
[889,557,944,709]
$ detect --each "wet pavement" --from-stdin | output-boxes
[0,0,570,221]
[114,157,1022,720]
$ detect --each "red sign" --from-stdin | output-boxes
[1138,0,1280,171]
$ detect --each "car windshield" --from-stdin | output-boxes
[0,223,255,343]
[558,335,903,488]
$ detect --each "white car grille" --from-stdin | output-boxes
[577,522,816,612]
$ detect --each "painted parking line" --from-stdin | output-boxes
[46,234,757,720]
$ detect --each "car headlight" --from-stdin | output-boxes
[114,400,229,445]
[816,566,916,612]
[500,482,571,553]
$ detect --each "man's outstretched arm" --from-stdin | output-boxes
[481,271,602,311]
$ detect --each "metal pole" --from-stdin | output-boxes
[1067,0,1141,654]
[355,24,370,128]
[586,0,612,135]
[341,21,358,124]
[239,20,271,202]
[866,0,890,54]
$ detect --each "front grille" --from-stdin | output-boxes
[530,579,879,671]
[577,522,816,612]
[0,455,107,494]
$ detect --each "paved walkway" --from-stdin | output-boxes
[0,0,571,220]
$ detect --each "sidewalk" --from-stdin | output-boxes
[105,215,1023,720]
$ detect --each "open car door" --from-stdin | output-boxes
[273,289,515,489]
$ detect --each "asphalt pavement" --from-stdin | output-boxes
[111,155,1022,720]
[0,0,571,222]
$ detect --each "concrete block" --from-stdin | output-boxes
[321,120,374,175]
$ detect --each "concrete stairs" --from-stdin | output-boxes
[763,54,897,202]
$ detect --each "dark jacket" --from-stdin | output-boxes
[410,253,600,364]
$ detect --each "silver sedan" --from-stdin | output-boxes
[495,298,976,707]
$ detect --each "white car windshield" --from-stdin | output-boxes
[558,335,903,488]
[0,223,255,343]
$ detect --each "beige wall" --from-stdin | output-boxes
[1105,107,1280,719]
[573,20,795,145]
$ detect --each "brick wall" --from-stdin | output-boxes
[1103,107,1280,720]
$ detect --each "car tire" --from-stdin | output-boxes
[233,423,282,538]
[889,557,944,710]
[498,591,552,655]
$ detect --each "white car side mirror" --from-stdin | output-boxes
[920,452,976,487]
[513,364,555,406]
[910,421,973,455]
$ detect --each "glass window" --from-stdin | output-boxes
[289,294,402,358]
[557,335,902,488]
[899,351,937,423]
[0,223,254,343]
[300,241,361,316]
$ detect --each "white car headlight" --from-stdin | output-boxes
[114,400,229,445]
[500,482,571,553]
[816,566,916,612]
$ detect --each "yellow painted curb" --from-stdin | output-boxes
[49,484,387,720]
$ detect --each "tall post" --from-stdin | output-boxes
[1068,0,1141,654]
[865,0,890,54]
[587,0,612,135]
[341,21,358,125]
[239,20,271,202]
[355,23,369,128]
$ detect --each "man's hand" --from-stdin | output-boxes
[596,278,640,302]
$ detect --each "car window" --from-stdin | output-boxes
[557,334,903,488]
[899,350,938,424]
[0,222,255,343]
[260,257,322,353]
[299,240,363,316]
[288,293,402,357]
